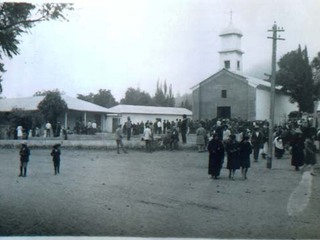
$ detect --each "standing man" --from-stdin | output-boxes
[180,114,188,144]
[251,126,265,162]
[126,117,132,141]
[19,141,30,177]
[45,121,52,138]
[143,124,153,153]
[115,124,127,154]
[163,120,167,134]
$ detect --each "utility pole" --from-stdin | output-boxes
[266,22,285,169]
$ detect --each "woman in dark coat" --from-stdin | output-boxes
[239,136,252,180]
[226,134,241,180]
[51,144,61,175]
[207,133,225,179]
[290,129,305,171]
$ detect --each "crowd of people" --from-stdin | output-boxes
[122,115,319,180]
[204,117,319,180]
[9,112,320,180]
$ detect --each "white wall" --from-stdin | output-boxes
[274,94,298,124]
[255,88,298,123]
[255,88,270,121]
[105,113,192,133]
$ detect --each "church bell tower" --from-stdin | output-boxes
[219,13,244,73]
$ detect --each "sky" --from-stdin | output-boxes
[2,0,320,102]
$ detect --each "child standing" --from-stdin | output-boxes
[19,141,30,177]
[51,144,61,175]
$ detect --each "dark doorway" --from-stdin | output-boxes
[112,118,120,133]
[217,106,231,119]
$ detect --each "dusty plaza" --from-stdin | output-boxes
[0,136,319,239]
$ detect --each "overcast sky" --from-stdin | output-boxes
[2,0,320,101]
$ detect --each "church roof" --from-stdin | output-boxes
[220,23,243,36]
[190,68,282,91]
[107,104,192,116]
[0,95,110,113]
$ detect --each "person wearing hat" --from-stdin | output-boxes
[19,141,30,177]
[51,143,61,175]
[250,126,265,162]
[180,114,188,144]
[226,134,241,180]
[290,128,305,171]
[207,133,225,179]
[115,124,128,154]
[239,136,252,180]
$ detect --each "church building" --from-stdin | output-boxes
[191,20,298,123]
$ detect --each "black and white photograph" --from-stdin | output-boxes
[0,0,319,239]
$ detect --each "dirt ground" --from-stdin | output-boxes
[0,147,319,238]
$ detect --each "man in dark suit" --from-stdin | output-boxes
[251,126,264,162]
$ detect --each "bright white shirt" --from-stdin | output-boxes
[143,128,152,140]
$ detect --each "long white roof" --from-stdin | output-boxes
[107,104,192,116]
[0,95,110,113]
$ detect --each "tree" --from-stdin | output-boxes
[166,83,175,107]
[0,2,73,93]
[6,108,43,137]
[37,90,67,134]
[33,89,65,96]
[152,80,175,107]
[120,87,154,106]
[153,80,166,106]
[77,89,118,108]
[311,52,320,91]
[276,45,315,113]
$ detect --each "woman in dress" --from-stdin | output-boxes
[207,133,225,179]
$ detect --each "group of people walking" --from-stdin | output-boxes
[208,133,252,180]
[207,123,319,180]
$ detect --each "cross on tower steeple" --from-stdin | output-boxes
[229,10,233,24]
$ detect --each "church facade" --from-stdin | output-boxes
[192,21,298,123]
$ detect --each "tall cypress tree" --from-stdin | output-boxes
[276,45,315,113]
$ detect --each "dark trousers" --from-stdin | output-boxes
[19,161,28,177]
[116,140,127,153]
[145,140,152,152]
[127,130,131,140]
[53,160,60,174]
[181,131,187,144]
[253,145,261,161]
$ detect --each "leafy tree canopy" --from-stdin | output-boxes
[276,45,316,113]
[77,89,118,108]
[0,2,73,94]
[33,88,65,96]
[37,90,67,131]
[120,87,154,106]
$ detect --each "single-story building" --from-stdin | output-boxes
[106,104,192,132]
[0,95,110,131]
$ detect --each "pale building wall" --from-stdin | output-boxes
[219,52,243,72]
[221,34,242,51]
[255,88,298,123]
[106,113,191,133]
[255,88,270,121]
[274,94,298,124]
